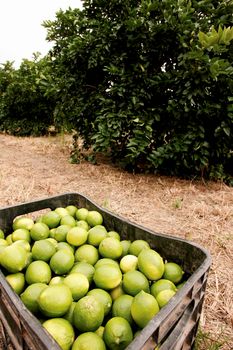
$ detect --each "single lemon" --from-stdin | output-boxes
[41,211,60,228]
[128,240,150,256]
[75,244,99,265]
[25,260,52,284]
[131,291,160,328]
[1,244,27,273]
[99,237,122,260]
[43,318,75,350]
[31,239,56,261]
[87,226,107,246]
[87,288,112,316]
[163,262,184,284]
[50,248,75,275]
[75,208,89,221]
[30,222,50,241]
[94,265,122,290]
[66,226,88,246]
[103,317,133,350]
[73,295,104,332]
[86,211,103,227]
[137,249,164,281]
[120,255,138,273]
[38,284,73,317]
[6,272,25,295]
[122,270,150,296]
[63,273,89,301]
[156,289,176,308]
[112,294,134,325]
[13,217,34,231]
[72,332,106,350]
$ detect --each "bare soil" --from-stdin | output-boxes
[0,133,232,349]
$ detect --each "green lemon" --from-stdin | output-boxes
[66,205,78,217]
[60,215,77,227]
[75,244,99,265]
[73,295,104,332]
[112,295,134,325]
[137,249,164,281]
[122,270,150,296]
[87,289,112,316]
[12,228,31,243]
[57,241,75,254]
[49,276,65,285]
[41,211,61,228]
[55,207,69,218]
[54,225,72,242]
[72,332,106,350]
[13,217,34,231]
[43,318,75,350]
[120,255,138,273]
[156,289,176,308]
[50,249,75,275]
[94,258,119,269]
[131,291,160,328]
[87,226,107,246]
[6,272,25,295]
[107,231,121,240]
[31,239,56,261]
[103,317,133,350]
[76,220,89,231]
[151,279,177,298]
[63,273,89,301]
[99,237,122,260]
[30,222,50,241]
[25,260,52,284]
[69,261,95,284]
[94,265,122,290]
[0,244,27,273]
[76,208,89,221]
[66,227,88,246]
[38,284,73,317]
[86,211,103,227]
[163,262,184,284]
[128,240,150,256]
[20,283,48,314]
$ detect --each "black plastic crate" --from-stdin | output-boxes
[0,192,211,350]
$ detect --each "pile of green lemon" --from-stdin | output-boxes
[0,205,186,350]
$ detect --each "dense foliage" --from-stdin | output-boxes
[0,55,56,136]
[42,0,233,182]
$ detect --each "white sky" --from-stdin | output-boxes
[0,0,82,67]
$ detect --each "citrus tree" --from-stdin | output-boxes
[0,54,57,136]
[44,1,232,182]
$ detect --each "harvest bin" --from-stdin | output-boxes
[0,192,211,350]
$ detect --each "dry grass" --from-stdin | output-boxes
[0,133,232,349]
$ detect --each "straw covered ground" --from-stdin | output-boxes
[0,133,232,349]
